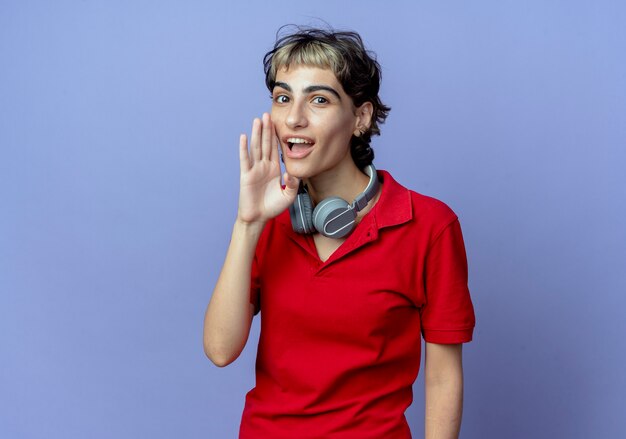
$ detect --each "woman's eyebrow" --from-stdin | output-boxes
[273,81,292,92]
[273,82,341,101]
[304,85,341,100]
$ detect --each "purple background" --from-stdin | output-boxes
[1,1,625,438]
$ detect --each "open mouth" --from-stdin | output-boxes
[286,137,314,150]
[284,137,315,159]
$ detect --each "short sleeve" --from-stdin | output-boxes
[421,219,475,344]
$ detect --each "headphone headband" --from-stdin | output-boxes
[352,164,379,212]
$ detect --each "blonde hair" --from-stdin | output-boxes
[267,40,342,84]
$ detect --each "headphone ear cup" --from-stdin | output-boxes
[312,197,356,238]
[289,191,315,234]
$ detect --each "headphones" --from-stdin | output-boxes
[288,164,379,239]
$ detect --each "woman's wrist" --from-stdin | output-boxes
[234,217,266,235]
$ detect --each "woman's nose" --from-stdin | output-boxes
[286,102,308,129]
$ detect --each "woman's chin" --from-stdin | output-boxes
[283,163,312,180]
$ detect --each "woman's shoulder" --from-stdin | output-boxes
[410,190,458,222]
[379,170,458,226]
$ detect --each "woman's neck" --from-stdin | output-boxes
[304,161,371,206]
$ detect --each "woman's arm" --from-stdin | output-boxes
[203,219,263,367]
[424,342,464,439]
[203,113,298,367]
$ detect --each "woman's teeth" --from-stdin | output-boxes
[287,138,311,144]
[287,138,312,149]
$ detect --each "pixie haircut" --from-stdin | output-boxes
[263,26,390,168]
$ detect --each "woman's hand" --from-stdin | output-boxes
[237,113,299,225]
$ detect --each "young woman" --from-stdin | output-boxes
[204,27,475,439]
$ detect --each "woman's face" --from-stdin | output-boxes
[271,65,368,179]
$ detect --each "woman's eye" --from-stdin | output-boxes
[312,96,328,104]
[274,95,289,103]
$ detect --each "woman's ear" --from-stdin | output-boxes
[353,102,374,136]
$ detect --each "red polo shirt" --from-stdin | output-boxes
[240,170,475,438]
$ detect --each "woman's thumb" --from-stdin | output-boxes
[282,172,300,199]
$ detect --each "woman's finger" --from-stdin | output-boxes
[261,113,272,160]
[269,117,279,164]
[250,117,262,163]
[239,134,250,172]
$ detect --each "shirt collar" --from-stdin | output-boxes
[275,169,413,233]
[370,169,413,229]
